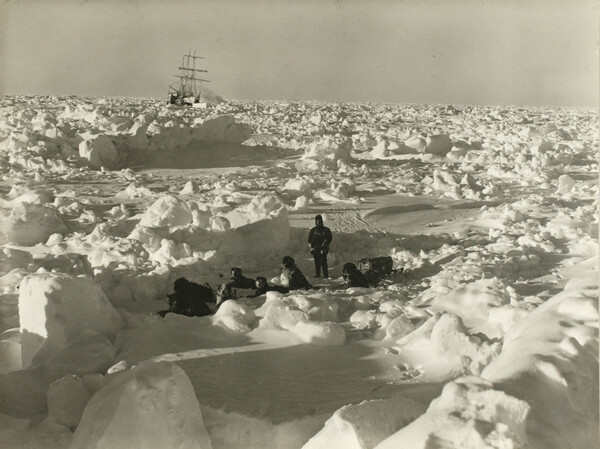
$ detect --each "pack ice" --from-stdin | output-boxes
[0,96,597,449]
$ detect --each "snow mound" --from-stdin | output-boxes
[213,300,257,335]
[556,174,576,194]
[294,195,311,210]
[202,406,325,449]
[144,115,252,151]
[46,375,91,428]
[427,169,461,198]
[0,203,67,245]
[260,295,310,331]
[430,313,501,375]
[349,310,379,330]
[130,195,289,268]
[369,138,393,158]
[192,115,253,143]
[78,135,118,168]
[303,394,426,449]
[404,135,427,152]
[292,321,345,346]
[138,195,193,228]
[258,293,345,346]
[0,329,21,374]
[6,187,54,205]
[0,330,115,419]
[394,312,501,377]
[221,194,286,228]
[0,412,37,449]
[384,315,415,339]
[18,273,122,368]
[42,329,117,378]
[481,269,599,449]
[125,121,150,150]
[0,247,32,276]
[115,183,154,199]
[427,277,516,337]
[303,137,352,163]
[71,360,212,449]
[375,377,530,449]
[284,177,313,194]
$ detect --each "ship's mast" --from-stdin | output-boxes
[192,51,197,97]
[181,54,189,98]
[170,51,210,105]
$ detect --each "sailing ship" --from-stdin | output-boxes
[168,52,210,106]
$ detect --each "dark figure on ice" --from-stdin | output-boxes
[308,214,332,278]
[342,262,370,288]
[228,267,256,289]
[357,256,399,287]
[281,256,312,290]
[159,277,214,317]
[216,267,257,305]
[251,276,290,297]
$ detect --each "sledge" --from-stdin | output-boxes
[356,256,403,286]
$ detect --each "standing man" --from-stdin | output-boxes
[308,214,333,278]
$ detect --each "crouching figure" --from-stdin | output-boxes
[216,267,258,306]
[342,262,370,288]
[281,256,312,290]
[159,277,214,317]
[252,276,290,297]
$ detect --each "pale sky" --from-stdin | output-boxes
[1,0,598,106]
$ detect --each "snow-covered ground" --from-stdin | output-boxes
[0,95,597,449]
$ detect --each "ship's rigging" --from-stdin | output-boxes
[168,52,210,106]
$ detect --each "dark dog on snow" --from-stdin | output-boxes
[342,262,370,288]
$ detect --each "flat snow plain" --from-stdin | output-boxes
[0,96,598,449]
